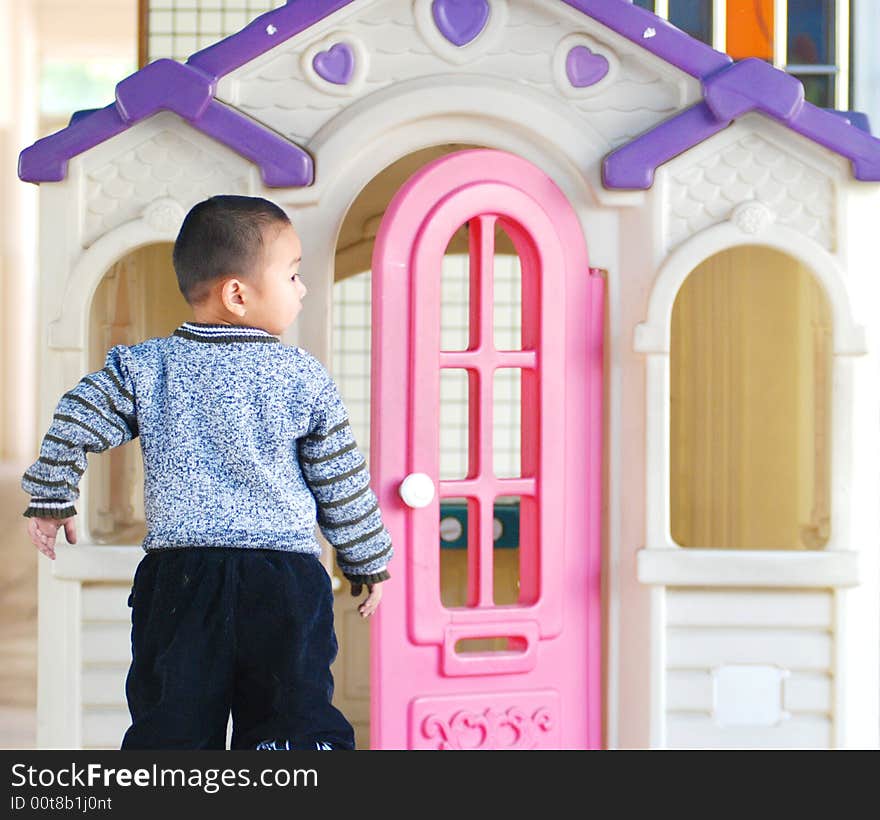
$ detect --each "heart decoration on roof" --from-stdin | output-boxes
[302,33,369,97]
[432,0,490,47]
[313,42,355,85]
[566,46,609,88]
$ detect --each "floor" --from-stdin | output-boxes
[0,460,38,750]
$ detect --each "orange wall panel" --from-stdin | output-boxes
[727,0,774,61]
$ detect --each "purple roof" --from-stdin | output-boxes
[604,57,880,188]
[18,58,313,186]
[18,0,880,188]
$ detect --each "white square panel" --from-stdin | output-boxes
[712,664,790,728]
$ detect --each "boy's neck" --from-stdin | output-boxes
[189,309,237,326]
[187,306,280,336]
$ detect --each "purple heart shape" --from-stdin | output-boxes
[313,43,355,85]
[432,0,490,47]
[566,46,609,88]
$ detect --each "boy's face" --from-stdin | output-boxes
[245,222,307,335]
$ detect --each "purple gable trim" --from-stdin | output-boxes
[789,104,880,181]
[703,58,803,121]
[19,58,312,186]
[559,0,731,78]
[19,105,127,183]
[603,102,724,190]
[194,98,312,186]
[69,109,102,127]
[187,0,353,80]
[604,57,880,189]
[115,58,215,121]
[825,110,872,136]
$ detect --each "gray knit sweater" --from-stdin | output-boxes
[21,321,392,585]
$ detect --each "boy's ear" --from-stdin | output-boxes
[220,277,247,316]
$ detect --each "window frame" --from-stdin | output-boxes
[639,0,851,108]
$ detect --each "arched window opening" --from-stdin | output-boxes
[88,242,188,544]
[670,245,832,550]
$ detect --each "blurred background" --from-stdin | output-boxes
[1,0,139,751]
[1,0,878,749]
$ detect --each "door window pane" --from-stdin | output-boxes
[493,368,521,479]
[440,369,475,480]
[493,225,522,350]
[440,241,471,351]
[439,497,528,609]
[439,497,477,608]
[493,496,521,605]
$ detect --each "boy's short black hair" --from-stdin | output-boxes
[172,195,291,305]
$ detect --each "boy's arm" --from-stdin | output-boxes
[298,377,392,587]
[21,345,138,519]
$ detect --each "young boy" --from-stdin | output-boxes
[21,194,392,751]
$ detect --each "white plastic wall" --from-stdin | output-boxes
[31,0,880,750]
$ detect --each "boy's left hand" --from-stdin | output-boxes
[27,515,77,560]
[350,580,383,619]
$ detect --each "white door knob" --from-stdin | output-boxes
[399,472,435,508]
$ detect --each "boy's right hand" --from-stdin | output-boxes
[26,515,77,561]
[350,580,383,619]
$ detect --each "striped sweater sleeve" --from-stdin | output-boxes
[298,377,392,585]
[21,345,138,520]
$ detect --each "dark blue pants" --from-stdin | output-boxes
[120,547,355,750]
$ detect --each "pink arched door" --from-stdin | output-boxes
[369,149,603,749]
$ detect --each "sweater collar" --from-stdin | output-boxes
[173,321,281,344]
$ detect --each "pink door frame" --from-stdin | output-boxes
[369,149,603,749]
